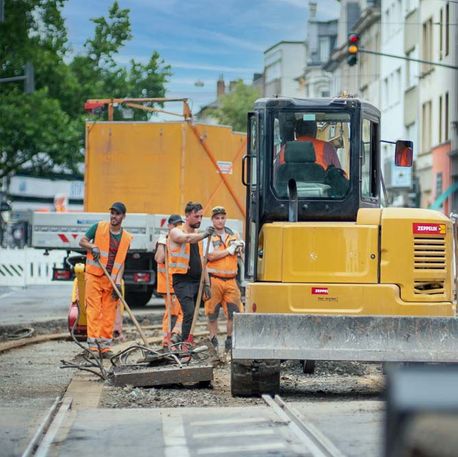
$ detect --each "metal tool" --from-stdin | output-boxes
[188,235,212,342]
[164,241,173,344]
[98,260,149,347]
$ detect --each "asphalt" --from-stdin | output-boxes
[0,285,163,327]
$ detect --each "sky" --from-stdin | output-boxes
[62,0,340,113]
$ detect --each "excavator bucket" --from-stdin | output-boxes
[232,313,458,363]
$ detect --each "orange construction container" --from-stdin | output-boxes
[84,121,246,220]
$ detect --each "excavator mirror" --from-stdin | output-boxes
[395,140,413,167]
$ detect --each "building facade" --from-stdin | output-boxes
[263,41,306,98]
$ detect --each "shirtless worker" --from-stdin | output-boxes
[168,202,215,343]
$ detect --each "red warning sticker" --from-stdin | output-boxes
[412,223,446,235]
[312,287,329,295]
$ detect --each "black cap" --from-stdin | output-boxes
[168,214,184,225]
[109,202,126,214]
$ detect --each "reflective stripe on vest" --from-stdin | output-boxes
[169,229,203,275]
[206,232,239,278]
[86,221,133,282]
[156,263,175,294]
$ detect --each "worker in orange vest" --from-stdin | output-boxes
[169,202,215,343]
[204,206,244,352]
[154,214,184,347]
[276,120,342,170]
[79,202,133,357]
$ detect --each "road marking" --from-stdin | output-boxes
[193,428,274,439]
[191,417,269,426]
[162,414,189,457]
[196,442,286,455]
[0,291,14,300]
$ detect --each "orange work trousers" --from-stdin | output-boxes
[85,272,118,351]
[204,276,244,321]
[161,294,183,343]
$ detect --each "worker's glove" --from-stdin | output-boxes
[235,240,245,251]
[227,243,237,255]
[203,226,216,238]
[91,246,101,260]
[203,283,212,301]
[157,234,167,245]
[111,285,121,300]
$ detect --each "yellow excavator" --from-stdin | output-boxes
[231,97,458,396]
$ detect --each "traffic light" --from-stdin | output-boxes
[347,33,360,67]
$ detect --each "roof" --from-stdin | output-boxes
[264,40,305,54]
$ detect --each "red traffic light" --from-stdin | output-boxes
[348,33,359,44]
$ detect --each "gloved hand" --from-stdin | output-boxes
[91,246,101,260]
[227,243,237,255]
[236,239,245,249]
[157,234,167,245]
[203,226,216,238]
[203,283,212,301]
[111,285,121,300]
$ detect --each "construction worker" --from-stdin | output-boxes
[276,120,341,170]
[169,201,215,343]
[154,214,184,347]
[79,202,132,357]
[204,206,244,352]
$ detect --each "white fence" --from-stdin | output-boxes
[0,248,67,287]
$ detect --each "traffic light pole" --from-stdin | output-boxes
[359,48,458,70]
[0,62,35,92]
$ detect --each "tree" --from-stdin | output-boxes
[70,1,171,121]
[211,80,260,132]
[0,0,171,180]
[0,0,82,180]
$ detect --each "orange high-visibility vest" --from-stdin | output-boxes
[86,221,133,282]
[169,229,203,275]
[156,240,174,294]
[206,229,239,279]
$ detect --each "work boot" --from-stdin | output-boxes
[210,335,219,349]
[102,350,114,359]
[170,333,182,345]
[225,336,232,352]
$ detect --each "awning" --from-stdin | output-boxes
[430,181,458,210]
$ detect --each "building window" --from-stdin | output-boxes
[439,95,443,144]
[395,68,401,104]
[439,9,443,60]
[319,37,329,63]
[406,47,418,88]
[422,18,433,74]
[445,92,449,140]
[436,172,443,198]
[421,101,432,153]
[445,3,450,56]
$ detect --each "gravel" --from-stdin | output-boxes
[100,339,384,409]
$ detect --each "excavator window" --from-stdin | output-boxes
[361,119,378,199]
[272,111,351,199]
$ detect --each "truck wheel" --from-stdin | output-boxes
[231,359,280,397]
[300,360,316,374]
[125,287,153,307]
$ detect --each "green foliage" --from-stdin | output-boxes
[0,0,171,179]
[211,80,260,132]
[0,90,82,179]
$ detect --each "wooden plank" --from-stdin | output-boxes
[109,365,213,387]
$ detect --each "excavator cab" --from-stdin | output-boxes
[232,97,458,397]
[244,97,381,280]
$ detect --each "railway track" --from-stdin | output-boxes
[24,388,347,457]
